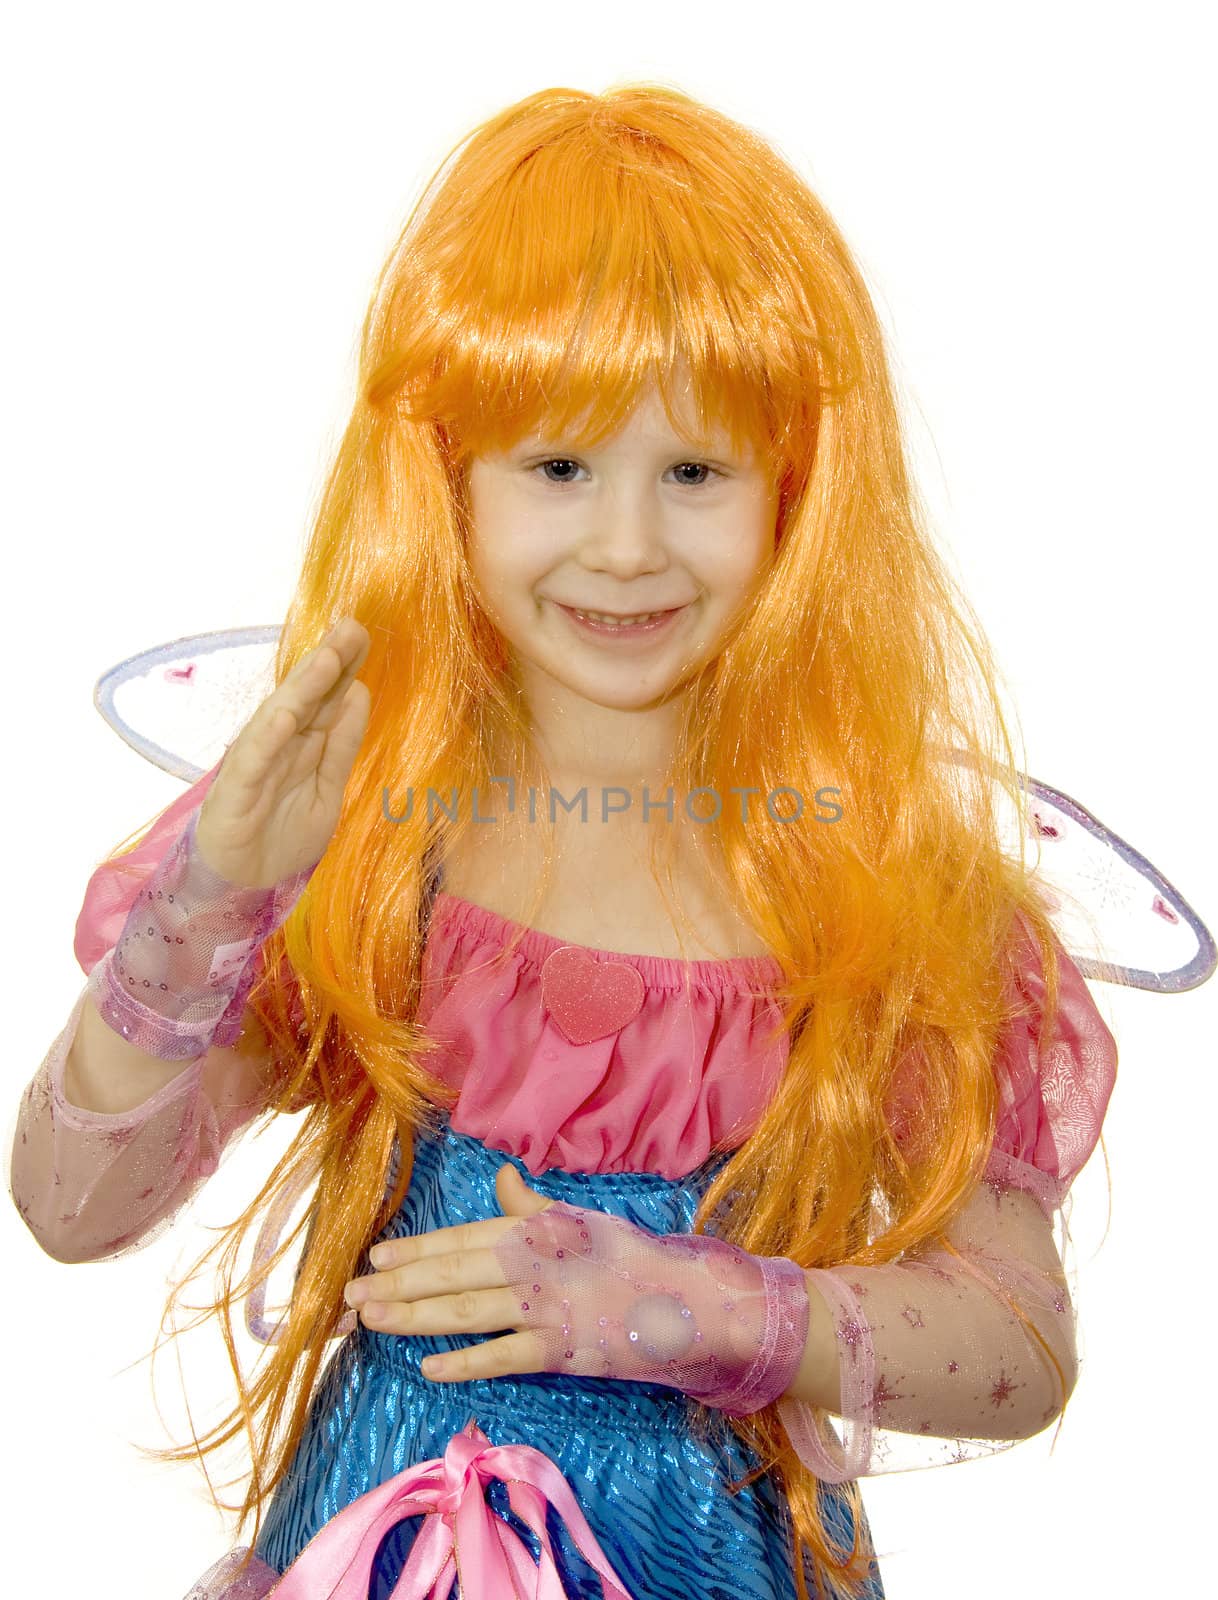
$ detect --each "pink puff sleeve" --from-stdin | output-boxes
[7,759,281,1264]
[776,920,1119,1480]
[982,917,1119,1219]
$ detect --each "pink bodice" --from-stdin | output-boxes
[415,888,790,1179]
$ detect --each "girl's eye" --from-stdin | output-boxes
[532,459,718,489]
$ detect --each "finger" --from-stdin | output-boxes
[368,1218,498,1269]
[358,1284,524,1339]
[323,615,371,670]
[355,1238,513,1309]
[298,625,372,735]
[213,664,336,801]
[420,1332,544,1383]
[210,700,307,810]
[315,678,371,791]
[214,628,366,802]
[302,664,364,737]
[271,627,365,734]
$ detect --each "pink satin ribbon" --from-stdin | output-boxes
[269,1418,636,1599]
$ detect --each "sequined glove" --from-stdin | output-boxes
[489,1198,810,1415]
[87,804,317,1061]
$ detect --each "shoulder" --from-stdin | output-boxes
[990,915,1118,1204]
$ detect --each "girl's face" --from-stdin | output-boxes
[465,384,779,720]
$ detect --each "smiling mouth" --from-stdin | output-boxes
[550,600,693,642]
[558,604,688,625]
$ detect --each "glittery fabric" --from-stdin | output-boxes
[487,1198,811,1413]
[8,979,272,1263]
[87,802,316,1060]
[538,944,646,1043]
[244,1118,886,1600]
[72,761,226,977]
[182,1547,281,1598]
[777,1167,1090,1481]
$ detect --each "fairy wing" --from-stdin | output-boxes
[91,629,1214,1349]
[92,626,1215,994]
[989,771,1215,993]
[93,625,281,784]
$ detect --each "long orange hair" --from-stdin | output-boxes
[121,83,1094,1599]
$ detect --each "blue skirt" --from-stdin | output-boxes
[252,1116,886,1600]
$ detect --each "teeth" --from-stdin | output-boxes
[571,608,666,627]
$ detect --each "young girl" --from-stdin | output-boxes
[8,84,1119,1600]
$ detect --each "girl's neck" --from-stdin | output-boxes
[508,668,687,795]
[440,809,771,963]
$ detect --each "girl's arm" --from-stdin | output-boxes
[777,924,1119,1480]
[6,764,282,1264]
[8,982,277,1264]
[781,1159,1083,1477]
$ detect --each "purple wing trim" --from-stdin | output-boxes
[1015,772,1215,993]
[93,626,281,782]
[93,632,1214,993]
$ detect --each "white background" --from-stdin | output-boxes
[2,2,1214,1595]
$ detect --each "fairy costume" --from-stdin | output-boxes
[18,67,1217,1587]
[9,735,1152,1598]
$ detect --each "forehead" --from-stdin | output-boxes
[517,387,750,457]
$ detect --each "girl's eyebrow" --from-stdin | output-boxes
[514,438,743,465]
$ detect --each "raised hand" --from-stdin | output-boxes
[195,616,371,888]
[86,618,373,1060]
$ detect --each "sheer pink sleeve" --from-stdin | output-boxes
[7,759,281,1264]
[71,763,223,978]
[776,922,1119,1480]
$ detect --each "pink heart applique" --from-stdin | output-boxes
[539,945,646,1046]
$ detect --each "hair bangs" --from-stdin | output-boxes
[364,98,826,485]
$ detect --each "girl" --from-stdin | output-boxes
[8,83,1119,1600]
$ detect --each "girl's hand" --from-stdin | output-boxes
[342,1162,811,1415]
[344,1163,559,1382]
[195,616,371,887]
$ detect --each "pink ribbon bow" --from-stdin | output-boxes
[269,1418,636,1600]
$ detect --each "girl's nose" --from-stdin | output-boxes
[578,498,669,575]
